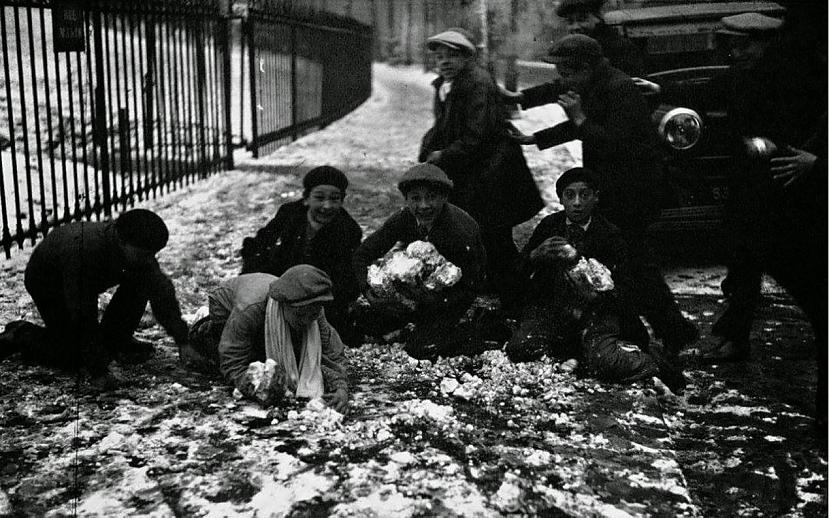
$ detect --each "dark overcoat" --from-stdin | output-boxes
[419,64,543,228]
[522,61,664,225]
[241,199,363,310]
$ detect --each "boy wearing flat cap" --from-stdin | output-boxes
[353,164,487,360]
[0,209,189,389]
[185,265,349,412]
[506,168,685,393]
[420,28,542,308]
[241,166,363,346]
[555,0,645,76]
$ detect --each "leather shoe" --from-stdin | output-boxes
[700,339,750,363]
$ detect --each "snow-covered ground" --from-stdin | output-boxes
[0,64,825,517]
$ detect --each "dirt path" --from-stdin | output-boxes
[0,64,825,517]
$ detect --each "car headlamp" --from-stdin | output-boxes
[741,136,778,161]
[655,107,702,150]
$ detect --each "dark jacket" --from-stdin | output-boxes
[521,61,664,222]
[519,211,633,303]
[241,200,363,309]
[592,23,646,77]
[353,203,486,308]
[419,64,543,228]
[209,273,348,394]
[24,220,188,345]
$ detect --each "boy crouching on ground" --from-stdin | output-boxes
[506,168,685,392]
[185,265,349,412]
[352,164,487,360]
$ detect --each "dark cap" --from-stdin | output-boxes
[545,34,603,65]
[426,28,476,54]
[398,163,454,195]
[115,209,169,251]
[556,167,599,198]
[268,265,334,306]
[303,165,348,195]
[556,0,605,18]
[717,12,783,37]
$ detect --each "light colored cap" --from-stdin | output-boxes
[426,29,476,54]
[718,12,783,36]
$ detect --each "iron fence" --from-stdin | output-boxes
[245,0,372,157]
[0,0,373,258]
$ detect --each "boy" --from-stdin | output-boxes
[353,164,486,360]
[0,209,188,388]
[507,168,685,391]
[185,265,349,412]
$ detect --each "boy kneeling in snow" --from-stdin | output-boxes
[184,265,349,412]
[0,209,188,390]
[353,164,487,360]
[506,168,685,392]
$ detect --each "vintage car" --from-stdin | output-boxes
[603,1,787,255]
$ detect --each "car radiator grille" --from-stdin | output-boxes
[647,32,714,54]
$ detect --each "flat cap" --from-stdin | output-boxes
[303,165,348,194]
[545,34,603,64]
[555,167,600,198]
[268,265,334,306]
[426,28,476,54]
[556,0,604,18]
[398,163,454,195]
[718,12,783,36]
[115,209,169,251]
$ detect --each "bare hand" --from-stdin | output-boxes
[558,90,586,126]
[323,388,349,413]
[507,124,536,145]
[632,77,661,94]
[770,146,818,188]
[530,236,576,263]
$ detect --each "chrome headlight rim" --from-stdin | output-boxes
[657,107,703,151]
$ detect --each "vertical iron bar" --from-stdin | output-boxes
[84,9,101,219]
[54,40,71,222]
[118,107,131,204]
[195,18,207,177]
[169,16,182,187]
[117,11,135,205]
[203,17,215,173]
[26,6,47,238]
[222,15,233,169]
[13,7,34,245]
[103,11,119,210]
[75,51,91,218]
[64,46,81,220]
[212,18,223,171]
[38,8,58,227]
[290,23,297,140]
[156,13,171,194]
[92,8,112,216]
[246,17,258,157]
[0,9,15,256]
[162,14,176,190]
[128,13,144,201]
[143,17,157,197]
[239,18,245,146]
[204,18,216,172]
[111,12,127,209]
[179,17,194,185]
